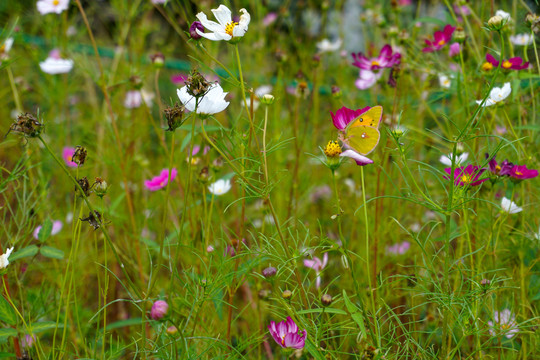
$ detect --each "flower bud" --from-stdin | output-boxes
[130,75,143,90]
[211,157,224,172]
[190,21,204,40]
[93,177,108,198]
[262,266,277,278]
[453,27,466,43]
[487,15,503,30]
[260,94,275,105]
[149,52,165,68]
[321,294,333,306]
[150,300,169,320]
[198,167,210,184]
[341,254,349,269]
[258,289,270,299]
[166,326,178,335]
[282,290,292,300]
[331,85,342,99]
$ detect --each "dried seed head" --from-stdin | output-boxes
[185,70,211,98]
[164,103,185,132]
[8,113,43,138]
[76,177,91,197]
[80,210,102,230]
[71,146,87,166]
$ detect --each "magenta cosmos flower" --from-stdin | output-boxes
[144,168,178,191]
[62,147,78,168]
[268,317,307,349]
[352,45,401,71]
[444,165,487,186]
[508,164,538,180]
[422,24,456,52]
[487,155,513,176]
[304,253,328,288]
[484,54,529,70]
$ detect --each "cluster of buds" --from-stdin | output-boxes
[164,103,185,132]
[7,113,43,138]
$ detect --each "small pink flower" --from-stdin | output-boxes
[449,42,461,57]
[352,45,401,71]
[386,241,410,255]
[62,147,78,167]
[150,300,168,320]
[488,309,519,339]
[263,12,278,27]
[485,53,529,70]
[423,24,456,52]
[33,220,63,240]
[144,168,178,191]
[124,90,142,109]
[170,73,188,85]
[304,253,328,288]
[268,317,307,349]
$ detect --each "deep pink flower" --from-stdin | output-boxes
[508,165,538,180]
[330,106,371,131]
[304,253,328,288]
[422,25,456,52]
[487,155,513,176]
[150,300,168,320]
[444,165,487,186]
[268,317,307,349]
[449,42,461,57]
[144,168,178,191]
[189,21,204,40]
[352,45,401,71]
[62,147,78,167]
[170,73,188,85]
[485,53,529,70]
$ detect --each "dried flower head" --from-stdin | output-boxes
[185,70,212,98]
[76,177,91,197]
[164,103,186,132]
[7,113,43,138]
[71,146,87,166]
[80,210,102,230]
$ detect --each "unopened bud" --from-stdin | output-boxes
[454,27,466,43]
[260,94,275,105]
[190,21,204,40]
[331,85,342,99]
[262,266,277,278]
[282,290,292,300]
[150,52,165,68]
[321,294,333,306]
[487,15,503,30]
[93,177,108,198]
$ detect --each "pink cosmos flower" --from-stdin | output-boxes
[444,165,487,186]
[144,168,178,191]
[386,241,410,255]
[508,165,538,180]
[33,220,63,240]
[263,12,278,27]
[449,42,461,57]
[485,53,529,70]
[170,73,188,86]
[355,69,383,90]
[304,253,328,288]
[268,317,307,349]
[487,155,514,176]
[150,300,168,320]
[62,147,78,167]
[330,106,371,131]
[488,309,519,339]
[422,25,456,52]
[352,45,401,71]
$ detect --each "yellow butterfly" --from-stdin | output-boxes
[344,106,383,155]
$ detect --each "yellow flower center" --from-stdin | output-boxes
[371,60,380,66]
[515,171,522,176]
[324,140,342,157]
[438,39,446,46]
[461,175,471,184]
[225,21,239,37]
[482,62,493,71]
[502,60,512,68]
[53,0,60,5]
[501,324,512,330]
[495,165,501,173]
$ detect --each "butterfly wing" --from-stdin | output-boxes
[346,126,380,155]
[347,106,383,129]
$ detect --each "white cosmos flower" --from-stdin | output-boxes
[495,10,511,21]
[177,83,229,115]
[439,74,451,88]
[208,179,232,196]
[196,5,250,42]
[501,197,522,214]
[439,152,468,166]
[0,247,14,269]
[510,33,533,46]
[37,0,70,15]
[476,83,511,107]
[316,38,342,53]
[39,50,73,74]
[124,90,154,109]
[0,37,13,61]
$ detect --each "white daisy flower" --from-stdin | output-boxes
[439,74,451,88]
[501,197,522,214]
[509,33,534,46]
[37,0,70,15]
[208,178,232,196]
[0,247,14,269]
[439,152,468,166]
[39,50,73,74]
[196,5,250,42]
[476,83,511,107]
[0,37,14,62]
[177,83,229,115]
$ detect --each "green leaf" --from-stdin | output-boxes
[297,308,347,316]
[0,328,17,340]
[106,317,143,330]
[342,290,367,341]
[0,352,16,358]
[9,245,39,262]
[38,219,53,243]
[31,321,60,333]
[304,337,326,360]
[415,17,447,27]
[40,246,64,260]
[0,297,16,325]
